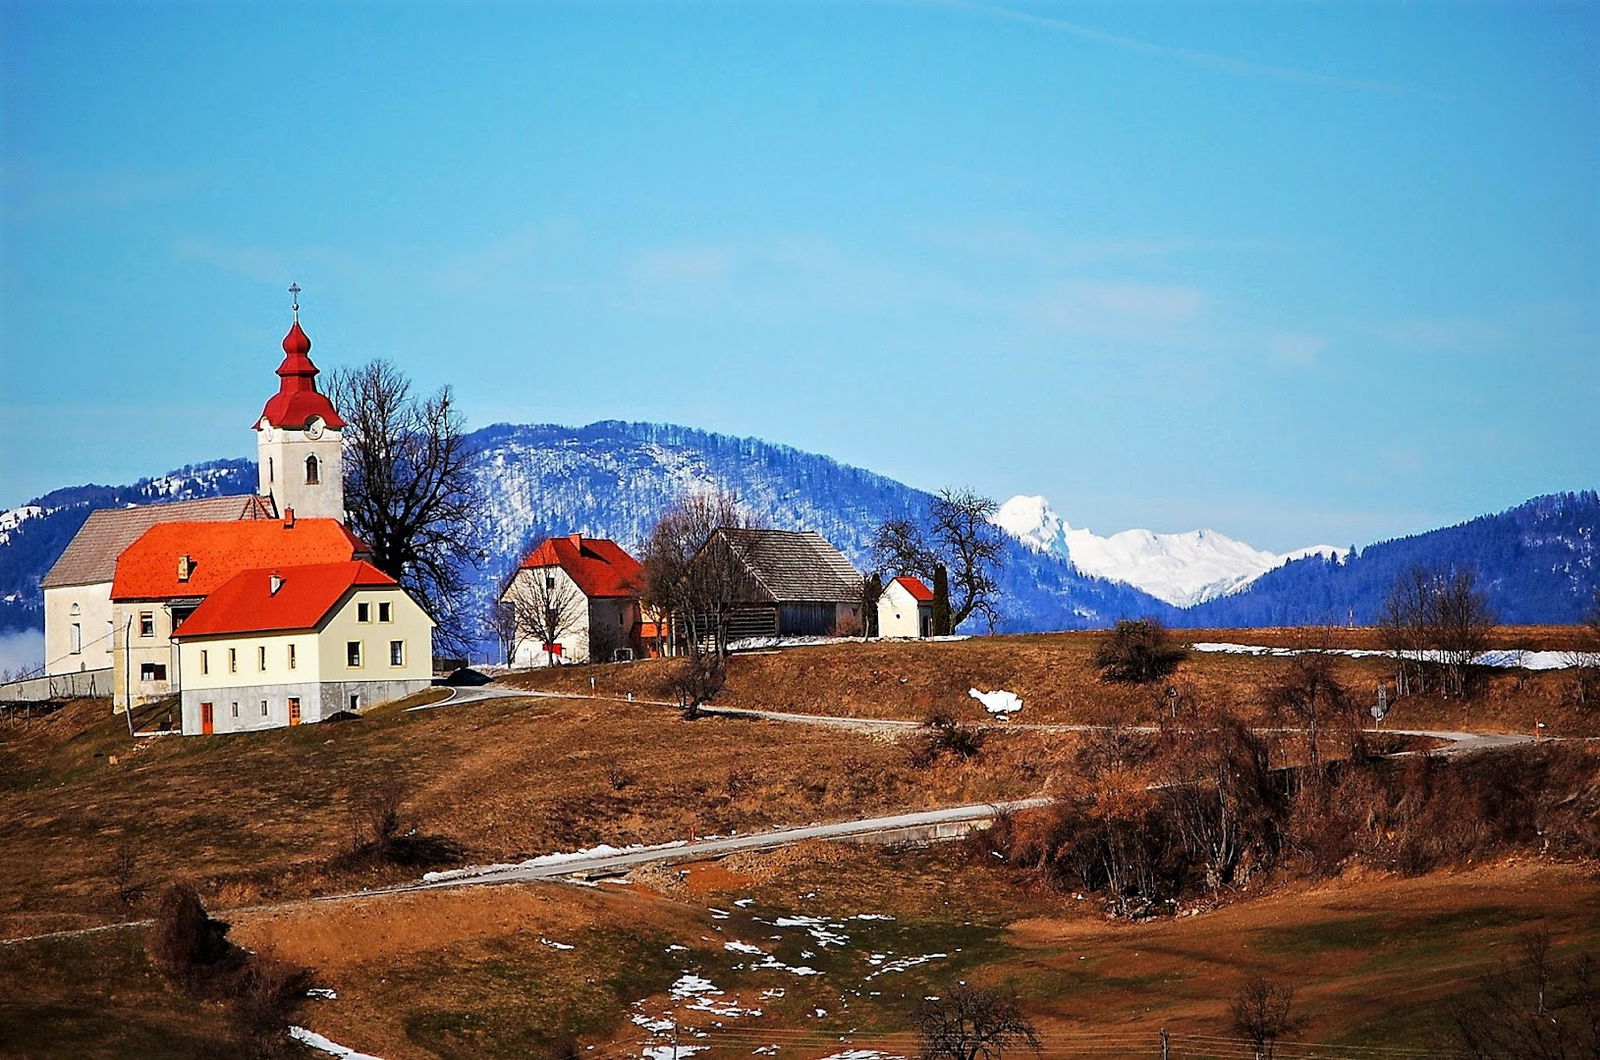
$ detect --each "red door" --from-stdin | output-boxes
[200,702,214,735]
[288,697,301,726]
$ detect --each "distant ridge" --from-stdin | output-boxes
[1,424,1593,657]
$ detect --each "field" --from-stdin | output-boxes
[2,627,1596,1057]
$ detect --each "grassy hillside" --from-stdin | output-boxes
[2,628,1596,1057]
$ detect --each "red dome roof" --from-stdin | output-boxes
[255,318,347,430]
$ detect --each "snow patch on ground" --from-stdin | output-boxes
[1191,642,1591,671]
[968,688,1021,717]
[288,1027,384,1060]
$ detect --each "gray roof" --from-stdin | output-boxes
[715,528,862,605]
[40,495,275,590]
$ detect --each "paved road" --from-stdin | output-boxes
[376,796,1053,894]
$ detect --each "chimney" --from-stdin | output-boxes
[569,533,583,547]
[283,507,296,529]
[177,554,193,582]
[269,571,283,595]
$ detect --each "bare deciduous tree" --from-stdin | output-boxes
[1263,648,1358,774]
[1379,565,1496,698]
[1450,930,1599,1059]
[914,983,1041,1060]
[486,599,519,666]
[327,360,485,655]
[874,488,1004,633]
[1563,588,1600,706]
[502,567,587,666]
[1230,976,1302,1060]
[641,489,762,658]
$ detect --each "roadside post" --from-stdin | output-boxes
[1371,685,1390,732]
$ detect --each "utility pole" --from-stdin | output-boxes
[1160,1027,1170,1060]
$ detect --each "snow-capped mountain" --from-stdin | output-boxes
[994,495,1347,607]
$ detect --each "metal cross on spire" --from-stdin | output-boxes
[288,282,302,319]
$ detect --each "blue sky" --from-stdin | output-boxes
[2,1,1595,551]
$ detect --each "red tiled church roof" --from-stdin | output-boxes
[173,561,402,638]
[256,318,347,430]
[111,518,368,600]
[518,535,641,598]
[893,575,934,602]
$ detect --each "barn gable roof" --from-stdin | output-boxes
[710,528,861,605]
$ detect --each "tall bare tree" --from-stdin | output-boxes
[502,568,587,666]
[328,360,485,654]
[641,489,761,658]
[914,984,1041,1060]
[1379,565,1496,698]
[874,488,1004,633]
[1263,648,1357,774]
[1432,568,1495,698]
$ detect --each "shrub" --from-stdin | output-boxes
[146,883,244,993]
[227,949,315,1058]
[666,654,726,718]
[909,709,986,767]
[1092,619,1188,684]
[335,780,466,871]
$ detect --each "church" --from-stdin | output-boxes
[40,292,435,730]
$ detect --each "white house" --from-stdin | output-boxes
[172,560,434,734]
[878,575,934,639]
[501,534,644,666]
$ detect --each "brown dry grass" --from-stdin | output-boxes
[506,627,1596,736]
[0,688,1063,939]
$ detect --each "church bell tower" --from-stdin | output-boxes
[255,285,346,522]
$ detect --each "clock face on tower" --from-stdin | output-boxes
[305,422,324,440]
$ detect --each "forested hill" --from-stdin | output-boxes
[1178,491,1600,628]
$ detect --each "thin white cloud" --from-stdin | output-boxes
[934,0,1412,95]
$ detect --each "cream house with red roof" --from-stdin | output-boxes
[500,534,644,666]
[172,560,433,734]
[109,514,369,710]
[878,575,934,639]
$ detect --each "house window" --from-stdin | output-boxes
[287,643,297,670]
[139,612,155,638]
[348,693,361,712]
[357,602,371,623]
[200,650,209,675]
[545,572,556,590]
[389,640,404,666]
[231,702,240,718]
[260,700,268,717]
[258,646,267,671]
[305,454,320,485]
[70,602,81,616]
[228,648,238,673]
[70,623,82,654]
[378,601,392,622]
[347,641,362,667]
[139,663,167,682]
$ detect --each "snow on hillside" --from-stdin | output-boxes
[994,495,1347,607]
